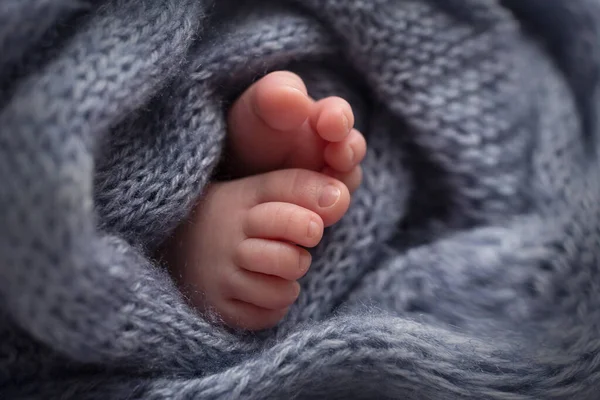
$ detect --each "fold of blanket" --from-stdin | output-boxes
[1,0,600,398]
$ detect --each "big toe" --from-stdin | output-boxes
[227,71,315,175]
[229,71,312,134]
[247,168,351,227]
[252,71,313,131]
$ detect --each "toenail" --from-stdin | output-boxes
[349,145,356,164]
[341,112,350,133]
[319,185,341,208]
[300,251,312,271]
[286,85,305,95]
[308,219,320,238]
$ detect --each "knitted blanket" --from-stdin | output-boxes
[2,0,600,398]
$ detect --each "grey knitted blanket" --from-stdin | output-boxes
[2,0,600,398]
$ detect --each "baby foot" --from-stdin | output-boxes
[167,169,350,331]
[226,71,367,192]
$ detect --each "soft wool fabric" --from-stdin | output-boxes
[1,0,600,398]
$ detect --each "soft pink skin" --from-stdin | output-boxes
[166,71,367,330]
[226,71,366,193]
[169,169,351,331]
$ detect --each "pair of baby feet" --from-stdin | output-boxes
[165,71,366,330]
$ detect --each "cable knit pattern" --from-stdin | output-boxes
[2,0,600,398]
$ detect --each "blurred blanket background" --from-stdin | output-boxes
[2,0,600,398]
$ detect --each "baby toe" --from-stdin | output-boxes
[324,128,367,173]
[235,238,311,281]
[250,169,351,227]
[223,268,301,311]
[310,96,354,142]
[220,300,289,331]
[252,71,312,131]
[244,202,324,248]
[226,71,315,176]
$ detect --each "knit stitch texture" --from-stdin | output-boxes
[2,0,600,399]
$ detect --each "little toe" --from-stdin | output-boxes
[250,169,351,227]
[324,128,367,173]
[310,96,354,142]
[235,238,311,281]
[220,300,289,331]
[224,269,301,311]
[244,202,324,248]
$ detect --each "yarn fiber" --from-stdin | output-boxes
[2,0,600,399]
